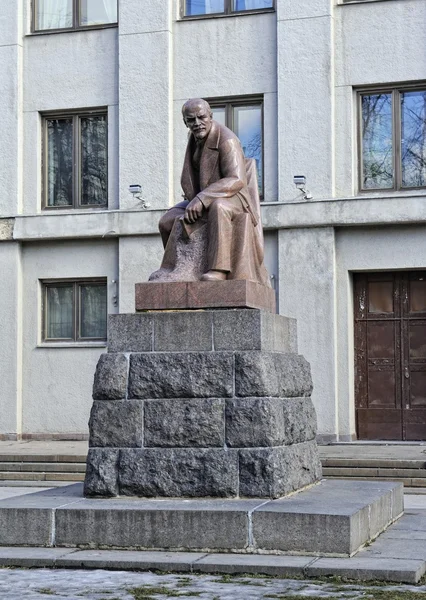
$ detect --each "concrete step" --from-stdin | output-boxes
[323,466,426,478]
[321,458,426,469]
[325,475,426,487]
[0,472,84,482]
[0,454,86,463]
[0,462,86,473]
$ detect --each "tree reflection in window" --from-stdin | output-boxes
[44,111,107,209]
[210,99,264,197]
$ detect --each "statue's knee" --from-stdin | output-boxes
[159,213,173,236]
[210,199,228,215]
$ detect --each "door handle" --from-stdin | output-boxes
[404,368,410,379]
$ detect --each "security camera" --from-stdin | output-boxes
[293,175,306,188]
[128,184,150,209]
[129,184,142,195]
[293,175,313,200]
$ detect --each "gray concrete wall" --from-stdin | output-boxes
[278,228,337,439]
[20,240,118,435]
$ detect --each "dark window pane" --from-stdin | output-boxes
[401,90,426,188]
[233,104,263,193]
[36,0,72,30]
[410,279,426,312]
[368,281,394,313]
[46,285,73,339]
[47,118,73,207]
[361,93,393,189]
[80,0,117,25]
[233,0,273,10]
[185,0,224,15]
[80,284,107,339]
[80,115,108,206]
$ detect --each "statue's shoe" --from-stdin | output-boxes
[200,270,227,282]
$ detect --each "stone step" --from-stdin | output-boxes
[0,454,86,464]
[0,462,86,473]
[323,466,426,479]
[321,458,426,469]
[325,475,426,487]
[0,480,403,558]
[0,472,84,482]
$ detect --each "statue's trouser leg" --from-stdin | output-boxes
[206,197,245,273]
[158,201,188,248]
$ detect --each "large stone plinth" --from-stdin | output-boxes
[0,480,404,557]
[84,308,323,499]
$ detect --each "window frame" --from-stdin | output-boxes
[180,0,275,20]
[41,108,108,210]
[357,83,426,193]
[31,0,118,34]
[42,278,108,343]
[207,95,265,199]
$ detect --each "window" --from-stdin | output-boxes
[182,0,273,18]
[359,85,426,191]
[43,280,107,342]
[208,97,264,197]
[43,110,108,209]
[33,0,117,32]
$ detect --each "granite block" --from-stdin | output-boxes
[92,353,128,400]
[235,352,312,397]
[118,448,239,497]
[153,311,213,352]
[88,400,143,448]
[213,310,297,352]
[84,449,119,498]
[239,440,322,498]
[108,314,153,353]
[225,397,285,447]
[283,397,317,443]
[128,352,234,399]
[144,398,224,447]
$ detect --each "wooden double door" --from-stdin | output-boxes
[354,272,426,440]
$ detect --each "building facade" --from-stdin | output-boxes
[1,0,425,442]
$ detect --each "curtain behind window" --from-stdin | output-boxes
[36,0,72,29]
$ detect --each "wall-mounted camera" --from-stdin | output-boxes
[293,175,313,200]
[128,184,150,209]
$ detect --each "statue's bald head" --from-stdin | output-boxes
[182,98,213,141]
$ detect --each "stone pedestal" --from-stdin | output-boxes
[84,307,323,498]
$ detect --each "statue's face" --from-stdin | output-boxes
[183,104,213,141]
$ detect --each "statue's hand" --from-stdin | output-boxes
[184,197,204,224]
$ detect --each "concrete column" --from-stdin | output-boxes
[0,241,22,438]
[118,0,174,211]
[276,0,335,201]
[0,0,23,216]
[278,227,337,442]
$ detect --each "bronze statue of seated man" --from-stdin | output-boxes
[149,98,270,287]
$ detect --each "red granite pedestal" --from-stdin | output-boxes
[135,280,276,313]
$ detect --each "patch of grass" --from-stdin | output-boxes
[36,589,57,596]
[128,586,202,599]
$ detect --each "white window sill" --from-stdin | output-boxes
[37,342,107,349]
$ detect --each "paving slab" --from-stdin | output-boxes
[193,553,314,576]
[0,547,78,568]
[362,537,426,560]
[56,549,207,572]
[306,556,426,584]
